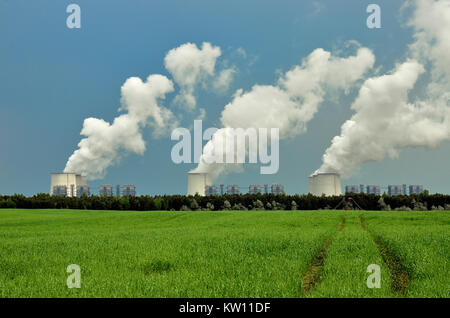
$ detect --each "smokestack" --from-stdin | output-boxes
[187,172,212,196]
[64,74,176,180]
[192,47,375,179]
[308,172,341,196]
[317,0,450,180]
[50,172,88,197]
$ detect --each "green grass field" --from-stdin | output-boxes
[0,209,448,298]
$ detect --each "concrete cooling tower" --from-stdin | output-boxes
[187,172,212,196]
[50,172,88,197]
[309,172,342,196]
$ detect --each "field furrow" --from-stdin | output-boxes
[306,214,394,298]
[301,216,345,295]
[0,209,339,297]
[363,211,450,298]
[0,209,448,298]
[361,214,409,295]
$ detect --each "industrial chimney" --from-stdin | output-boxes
[50,172,88,197]
[308,172,342,196]
[187,172,212,196]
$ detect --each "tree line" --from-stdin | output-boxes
[0,192,449,211]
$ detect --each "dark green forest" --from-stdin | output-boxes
[1,192,449,211]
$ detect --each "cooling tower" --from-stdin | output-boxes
[187,172,212,196]
[309,172,342,196]
[50,172,88,197]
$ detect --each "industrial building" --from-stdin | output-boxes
[346,183,422,195]
[184,168,425,197]
[345,185,360,193]
[227,184,240,195]
[52,185,68,196]
[345,184,378,195]
[366,185,381,195]
[50,173,88,197]
[271,184,285,194]
[205,185,217,196]
[96,184,136,196]
[388,185,404,196]
[309,173,342,196]
[76,185,90,197]
[187,172,212,196]
[99,184,113,196]
[249,184,262,194]
[409,185,424,194]
[204,183,284,195]
[121,184,136,196]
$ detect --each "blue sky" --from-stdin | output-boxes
[1,0,449,195]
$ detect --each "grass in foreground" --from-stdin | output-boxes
[364,212,449,298]
[307,214,394,297]
[0,209,448,297]
[0,209,338,297]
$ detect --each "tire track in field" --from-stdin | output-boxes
[301,216,345,295]
[360,214,409,294]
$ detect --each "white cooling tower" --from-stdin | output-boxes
[187,172,212,196]
[308,172,342,196]
[50,172,88,197]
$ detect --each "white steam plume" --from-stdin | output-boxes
[64,41,231,180]
[164,42,224,110]
[64,74,176,179]
[317,0,450,177]
[192,46,375,177]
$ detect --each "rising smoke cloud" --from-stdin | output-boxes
[317,0,450,177]
[65,42,233,180]
[64,74,176,179]
[164,42,228,110]
[192,46,375,177]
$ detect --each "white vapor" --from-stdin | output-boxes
[192,46,375,177]
[64,74,176,179]
[64,41,235,180]
[317,0,450,177]
[409,0,450,83]
[164,42,224,110]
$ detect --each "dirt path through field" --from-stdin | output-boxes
[360,214,409,295]
[301,216,345,295]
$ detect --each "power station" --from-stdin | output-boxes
[50,173,89,197]
[308,172,342,196]
[345,184,424,195]
[187,171,342,196]
[99,184,136,196]
[203,183,285,195]
[49,171,424,198]
[50,173,137,197]
[187,172,212,196]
